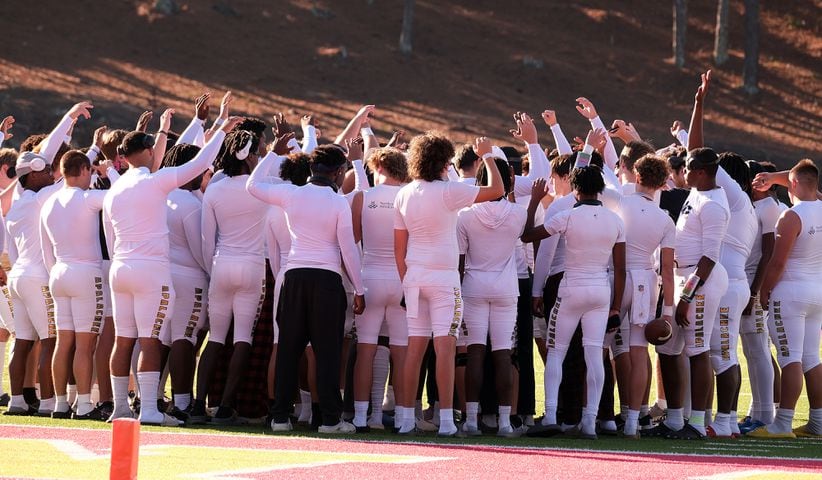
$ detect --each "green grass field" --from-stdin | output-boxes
[1,340,820,459]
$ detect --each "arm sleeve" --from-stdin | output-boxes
[183,209,208,273]
[246,152,294,206]
[40,114,74,163]
[178,117,205,147]
[200,196,217,275]
[700,202,730,263]
[393,196,407,230]
[287,138,302,156]
[351,159,369,192]
[337,201,364,295]
[86,145,100,163]
[107,167,120,183]
[447,164,460,182]
[550,124,573,155]
[39,215,56,273]
[526,143,551,179]
[514,175,534,198]
[716,164,747,212]
[152,130,226,193]
[443,182,480,211]
[301,125,318,154]
[590,116,619,171]
[532,234,558,296]
[544,210,570,237]
[676,129,689,146]
[259,152,285,180]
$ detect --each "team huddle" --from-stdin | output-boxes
[0,70,819,441]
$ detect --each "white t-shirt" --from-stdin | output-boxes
[201,175,268,266]
[780,199,822,285]
[393,179,479,287]
[361,184,403,280]
[103,130,225,263]
[745,196,782,277]
[675,187,730,267]
[166,188,207,273]
[41,186,107,270]
[544,201,625,287]
[6,188,56,278]
[617,193,676,270]
[457,200,527,298]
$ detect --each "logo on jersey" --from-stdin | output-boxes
[368,201,378,209]
[680,201,693,217]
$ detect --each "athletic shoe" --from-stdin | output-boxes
[211,406,238,425]
[706,425,734,439]
[355,425,371,433]
[649,403,666,419]
[95,401,114,419]
[188,401,209,425]
[318,421,356,434]
[415,418,438,432]
[643,422,675,438]
[563,425,597,440]
[665,424,706,440]
[522,415,535,427]
[4,405,36,416]
[270,419,293,432]
[140,412,184,427]
[0,393,9,407]
[106,409,136,423]
[497,425,524,438]
[747,425,796,439]
[72,406,107,421]
[396,427,419,436]
[437,426,460,438]
[737,416,752,431]
[525,423,562,438]
[793,424,822,438]
[738,419,766,435]
[367,419,385,430]
[461,424,483,437]
[639,414,655,430]
[619,431,641,440]
[167,406,190,424]
[35,410,54,418]
[51,409,73,419]
[614,416,626,431]
[597,421,619,436]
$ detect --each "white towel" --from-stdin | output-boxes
[628,269,658,326]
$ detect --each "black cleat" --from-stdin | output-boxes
[644,422,676,438]
[665,423,706,440]
[51,409,73,419]
[525,423,563,438]
[0,393,9,407]
[355,425,371,433]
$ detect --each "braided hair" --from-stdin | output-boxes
[162,143,202,191]
[218,130,259,177]
[718,152,752,200]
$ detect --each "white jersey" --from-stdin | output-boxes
[103,130,225,263]
[780,199,822,284]
[361,184,403,280]
[201,175,267,265]
[544,201,625,287]
[6,188,56,278]
[617,193,676,269]
[166,189,207,273]
[457,200,527,298]
[745,196,782,277]
[674,187,730,267]
[393,179,479,286]
[40,186,107,269]
[716,168,757,280]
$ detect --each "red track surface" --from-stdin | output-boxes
[2,425,821,480]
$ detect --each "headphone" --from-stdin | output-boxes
[28,156,46,172]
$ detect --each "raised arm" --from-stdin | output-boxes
[152,108,175,172]
[0,116,15,146]
[246,135,297,206]
[360,119,379,160]
[520,178,552,243]
[346,137,369,191]
[576,97,619,171]
[473,137,505,203]
[335,105,375,145]
[687,70,711,151]
[511,112,549,179]
[41,102,93,162]
[542,110,572,155]
[301,114,318,154]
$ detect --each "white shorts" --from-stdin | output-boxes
[404,284,463,339]
[357,277,408,347]
[8,274,55,341]
[710,278,748,375]
[463,296,517,351]
[164,267,208,346]
[0,284,15,333]
[769,281,822,372]
[547,283,610,351]
[49,263,105,334]
[207,257,265,345]
[657,264,728,358]
[110,260,174,340]
[740,294,768,335]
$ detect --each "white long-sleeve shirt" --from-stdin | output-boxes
[675,188,730,267]
[513,143,552,197]
[201,175,268,269]
[265,206,290,279]
[103,130,225,263]
[716,167,758,280]
[6,188,55,278]
[247,154,364,295]
[166,189,207,273]
[39,113,74,163]
[40,187,108,271]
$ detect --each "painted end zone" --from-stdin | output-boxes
[1,425,820,480]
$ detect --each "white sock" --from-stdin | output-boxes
[465,402,479,428]
[173,393,191,411]
[498,406,512,429]
[712,412,731,436]
[10,394,26,409]
[66,384,77,406]
[112,376,130,414]
[383,385,395,411]
[664,408,685,431]
[39,397,55,413]
[808,408,822,433]
[730,411,740,434]
[769,408,794,434]
[400,406,415,433]
[76,393,94,416]
[353,400,369,427]
[624,409,640,435]
[298,390,312,422]
[0,342,5,395]
[54,395,70,413]
[370,346,390,422]
[137,371,161,420]
[581,407,597,435]
[438,408,456,434]
[689,410,706,435]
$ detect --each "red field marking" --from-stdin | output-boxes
[2,425,820,480]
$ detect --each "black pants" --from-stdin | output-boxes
[516,276,535,415]
[272,268,347,426]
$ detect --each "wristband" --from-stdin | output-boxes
[681,273,701,301]
[481,152,496,161]
[662,305,674,317]
[360,127,374,137]
[89,145,101,154]
[214,117,225,126]
[575,151,591,168]
[157,130,168,136]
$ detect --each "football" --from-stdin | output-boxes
[644,318,673,345]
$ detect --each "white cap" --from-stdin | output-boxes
[15,151,50,177]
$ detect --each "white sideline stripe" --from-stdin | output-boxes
[46,440,107,461]
[689,470,802,480]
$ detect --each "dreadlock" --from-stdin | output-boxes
[162,143,202,191]
[718,152,752,200]
[217,130,259,177]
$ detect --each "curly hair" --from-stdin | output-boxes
[407,131,454,182]
[279,152,311,186]
[218,130,260,177]
[570,165,605,196]
[634,154,670,189]
[718,152,752,197]
[367,147,408,183]
[20,133,47,153]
